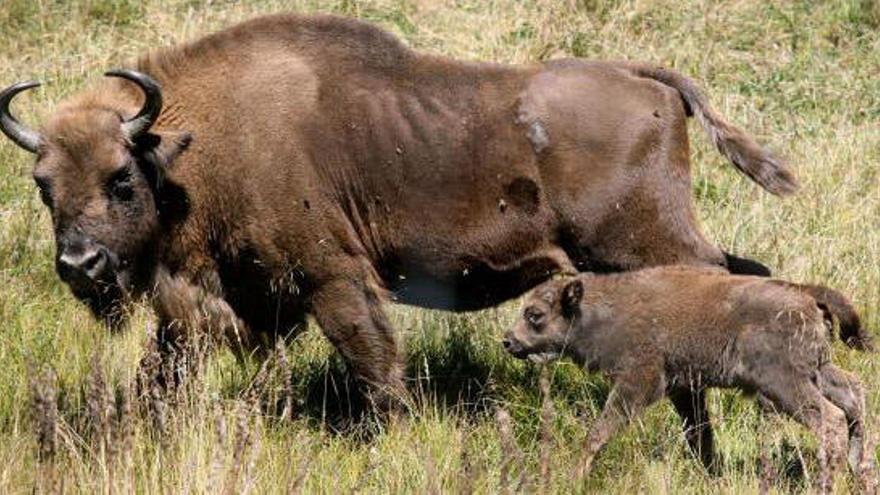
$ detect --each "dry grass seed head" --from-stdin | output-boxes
[31,367,59,462]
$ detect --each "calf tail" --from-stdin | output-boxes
[627,64,799,196]
[799,284,874,351]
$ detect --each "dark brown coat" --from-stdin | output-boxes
[503,267,875,490]
[0,15,797,404]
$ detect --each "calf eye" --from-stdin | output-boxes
[525,308,545,328]
[106,167,134,201]
[34,177,53,208]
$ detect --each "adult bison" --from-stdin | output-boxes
[0,14,796,406]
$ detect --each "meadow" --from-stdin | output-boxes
[1,0,879,492]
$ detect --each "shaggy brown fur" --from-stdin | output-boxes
[504,266,876,491]
[1,14,797,406]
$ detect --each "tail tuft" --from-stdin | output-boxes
[799,284,874,351]
[698,114,799,196]
[629,64,799,196]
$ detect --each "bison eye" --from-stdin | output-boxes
[34,177,53,208]
[524,308,545,328]
[106,167,134,201]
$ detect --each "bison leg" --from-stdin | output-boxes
[145,271,242,393]
[817,364,878,491]
[574,364,664,481]
[669,387,716,473]
[309,277,406,413]
[757,376,848,493]
[134,318,191,421]
[723,251,771,277]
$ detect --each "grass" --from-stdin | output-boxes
[1,0,879,492]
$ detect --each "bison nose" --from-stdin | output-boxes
[58,246,109,282]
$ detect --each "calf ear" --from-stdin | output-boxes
[133,130,192,189]
[560,279,583,318]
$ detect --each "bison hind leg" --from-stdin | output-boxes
[755,374,848,493]
[669,387,716,473]
[723,251,771,277]
[817,364,878,491]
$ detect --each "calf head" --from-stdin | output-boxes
[0,70,191,328]
[503,277,585,363]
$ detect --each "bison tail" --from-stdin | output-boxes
[629,64,799,196]
[800,284,874,351]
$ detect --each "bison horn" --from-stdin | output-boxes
[105,69,163,139]
[0,80,43,154]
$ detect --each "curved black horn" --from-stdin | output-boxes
[105,69,163,138]
[0,81,42,153]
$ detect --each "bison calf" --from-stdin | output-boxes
[503,266,876,492]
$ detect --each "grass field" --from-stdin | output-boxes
[1,0,879,493]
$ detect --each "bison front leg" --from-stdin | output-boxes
[142,268,240,395]
[137,319,191,396]
[574,363,665,482]
[309,277,406,414]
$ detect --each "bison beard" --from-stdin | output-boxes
[0,14,797,413]
[70,279,127,330]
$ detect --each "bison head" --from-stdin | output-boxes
[503,277,584,363]
[0,70,191,329]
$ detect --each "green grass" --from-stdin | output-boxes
[1,0,879,492]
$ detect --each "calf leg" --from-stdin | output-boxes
[817,364,877,491]
[574,364,665,480]
[309,277,406,413]
[669,388,716,472]
[758,376,848,493]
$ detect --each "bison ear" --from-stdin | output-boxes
[560,279,583,319]
[135,130,192,168]
[133,130,192,190]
